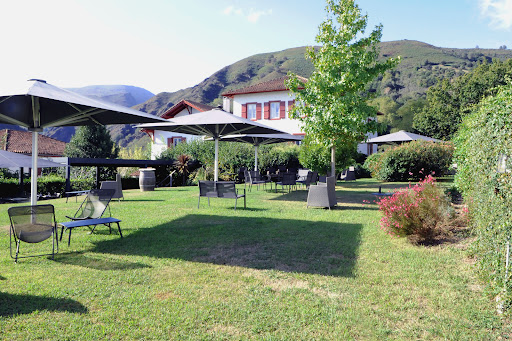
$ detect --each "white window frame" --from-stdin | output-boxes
[270,101,280,119]
[173,137,182,146]
[247,103,257,120]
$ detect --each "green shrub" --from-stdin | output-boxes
[377,175,454,244]
[363,140,454,181]
[159,139,301,184]
[454,83,512,304]
[298,138,357,175]
[37,175,66,196]
[259,143,301,171]
[0,178,22,198]
[362,152,385,179]
[121,177,140,190]
[70,177,95,191]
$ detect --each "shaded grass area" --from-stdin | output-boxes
[0,178,509,339]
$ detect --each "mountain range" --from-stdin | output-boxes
[33,40,512,149]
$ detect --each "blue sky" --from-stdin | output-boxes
[2,0,512,95]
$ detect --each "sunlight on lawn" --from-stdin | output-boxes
[0,179,509,340]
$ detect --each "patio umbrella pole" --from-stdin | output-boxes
[30,131,38,206]
[214,138,219,182]
[254,145,258,171]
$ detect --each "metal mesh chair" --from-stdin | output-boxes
[8,204,58,263]
[297,170,317,188]
[61,189,116,243]
[276,172,297,192]
[198,181,217,208]
[216,181,246,210]
[67,189,115,221]
[244,170,269,191]
[297,169,309,182]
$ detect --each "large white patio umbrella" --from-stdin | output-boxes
[0,79,166,205]
[214,133,304,171]
[366,130,441,144]
[0,149,66,197]
[137,108,287,181]
[0,149,65,169]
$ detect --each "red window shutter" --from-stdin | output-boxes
[242,104,247,119]
[288,100,295,111]
[182,137,186,143]
[256,104,262,120]
[167,138,172,148]
[264,102,270,119]
[280,101,286,119]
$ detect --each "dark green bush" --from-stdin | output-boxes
[121,177,140,190]
[70,177,95,191]
[0,178,22,198]
[454,83,512,306]
[259,143,301,172]
[298,137,357,175]
[37,175,66,196]
[159,139,301,184]
[362,152,384,179]
[363,140,454,181]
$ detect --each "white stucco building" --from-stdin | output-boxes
[143,100,215,159]
[221,76,378,155]
[221,76,305,136]
[145,76,378,159]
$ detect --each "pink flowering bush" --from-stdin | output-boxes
[377,175,454,243]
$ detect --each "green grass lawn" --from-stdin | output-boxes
[0,179,509,340]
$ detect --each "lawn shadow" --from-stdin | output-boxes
[0,292,87,317]
[269,190,308,202]
[269,188,378,211]
[92,215,362,277]
[55,252,151,271]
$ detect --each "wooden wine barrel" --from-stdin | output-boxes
[139,168,156,192]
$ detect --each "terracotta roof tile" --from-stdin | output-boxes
[0,129,67,157]
[222,76,307,97]
[160,99,216,119]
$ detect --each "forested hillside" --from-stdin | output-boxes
[28,40,512,148]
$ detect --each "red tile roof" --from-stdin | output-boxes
[0,129,67,157]
[222,76,307,97]
[160,99,216,119]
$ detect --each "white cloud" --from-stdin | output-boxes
[223,5,242,16]
[479,0,512,30]
[247,9,273,23]
[222,5,272,23]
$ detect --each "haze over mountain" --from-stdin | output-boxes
[39,85,154,144]
[30,40,512,149]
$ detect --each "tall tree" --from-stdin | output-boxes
[65,125,119,159]
[414,59,512,140]
[286,0,399,176]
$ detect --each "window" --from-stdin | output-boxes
[270,102,280,119]
[247,103,256,120]
[173,137,182,146]
[167,136,186,148]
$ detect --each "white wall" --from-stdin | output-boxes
[228,90,377,155]
[150,108,202,160]
[230,91,303,135]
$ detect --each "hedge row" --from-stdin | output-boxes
[454,83,512,307]
[0,175,139,198]
[363,140,454,182]
[158,139,301,184]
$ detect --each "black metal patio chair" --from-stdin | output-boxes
[8,204,59,263]
[276,172,297,193]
